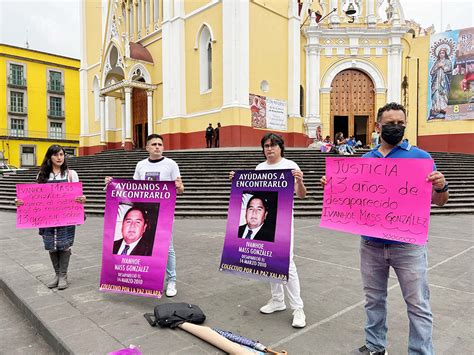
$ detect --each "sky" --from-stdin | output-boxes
[0,0,472,59]
[0,0,81,58]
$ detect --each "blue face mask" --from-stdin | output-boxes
[381,124,405,145]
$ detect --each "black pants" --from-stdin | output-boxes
[206,137,212,148]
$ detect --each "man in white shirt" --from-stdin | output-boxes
[106,134,184,297]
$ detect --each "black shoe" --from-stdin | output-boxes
[353,345,387,355]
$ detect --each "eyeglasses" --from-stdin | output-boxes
[263,143,278,149]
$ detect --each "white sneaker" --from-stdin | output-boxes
[292,308,306,328]
[166,281,177,297]
[259,299,286,314]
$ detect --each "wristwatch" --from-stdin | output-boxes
[434,182,449,193]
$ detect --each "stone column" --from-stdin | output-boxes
[124,87,133,149]
[141,0,146,36]
[305,45,322,139]
[222,0,249,108]
[147,90,153,135]
[287,0,301,118]
[366,0,377,27]
[133,0,138,38]
[125,1,130,40]
[162,0,186,118]
[121,98,126,146]
[387,45,402,103]
[149,0,154,33]
[329,0,340,25]
[304,15,321,139]
[99,95,106,145]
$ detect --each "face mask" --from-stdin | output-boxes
[381,124,405,145]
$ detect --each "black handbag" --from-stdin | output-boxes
[144,303,206,329]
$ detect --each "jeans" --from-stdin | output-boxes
[360,239,433,355]
[166,238,176,282]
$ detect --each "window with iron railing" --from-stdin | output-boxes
[0,128,79,141]
[50,122,63,139]
[9,91,26,113]
[48,71,63,92]
[10,118,25,137]
[49,97,64,117]
[8,64,26,87]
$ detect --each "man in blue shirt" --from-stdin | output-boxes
[322,102,448,355]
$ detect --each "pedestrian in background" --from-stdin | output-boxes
[205,123,214,148]
[214,122,221,148]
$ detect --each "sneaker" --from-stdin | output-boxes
[165,281,177,297]
[259,299,286,314]
[292,308,306,328]
[352,345,388,355]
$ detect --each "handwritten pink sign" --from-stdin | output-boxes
[320,157,434,245]
[16,182,84,228]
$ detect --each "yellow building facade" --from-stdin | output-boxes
[0,44,80,167]
[81,0,473,155]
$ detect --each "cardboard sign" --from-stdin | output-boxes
[320,158,434,245]
[220,170,294,282]
[16,182,84,228]
[99,179,176,298]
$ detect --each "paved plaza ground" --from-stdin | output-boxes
[0,212,472,354]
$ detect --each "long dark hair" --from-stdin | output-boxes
[37,145,68,183]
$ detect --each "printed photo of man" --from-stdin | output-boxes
[113,206,155,256]
[238,195,275,242]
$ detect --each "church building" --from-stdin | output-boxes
[80,0,473,154]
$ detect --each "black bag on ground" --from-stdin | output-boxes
[144,303,206,329]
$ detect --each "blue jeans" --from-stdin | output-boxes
[166,238,176,282]
[360,239,433,355]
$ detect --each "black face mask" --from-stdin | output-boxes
[381,124,405,145]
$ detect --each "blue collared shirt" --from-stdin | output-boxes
[362,141,435,243]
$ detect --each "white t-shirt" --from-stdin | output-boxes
[255,158,299,243]
[45,169,79,182]
[133,157,180,181]
[256,158,299,172]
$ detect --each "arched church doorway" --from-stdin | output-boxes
[132,83,148,149]
[330,69,375,145]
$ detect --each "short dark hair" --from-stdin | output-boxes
[260,133,285,157]
[123,206,149,226]
[146,134,164,144]
[377,102,406,122]
[246,195,268,213]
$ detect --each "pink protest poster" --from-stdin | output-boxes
[16,182,84,228]
[320,157,434,245]
[100,179,176,298]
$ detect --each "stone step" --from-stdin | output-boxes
[1,148,472,217]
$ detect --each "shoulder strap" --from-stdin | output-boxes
[143,313,157,327]
[68,170,72,182]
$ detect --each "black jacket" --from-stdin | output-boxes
[238,224,274,242]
